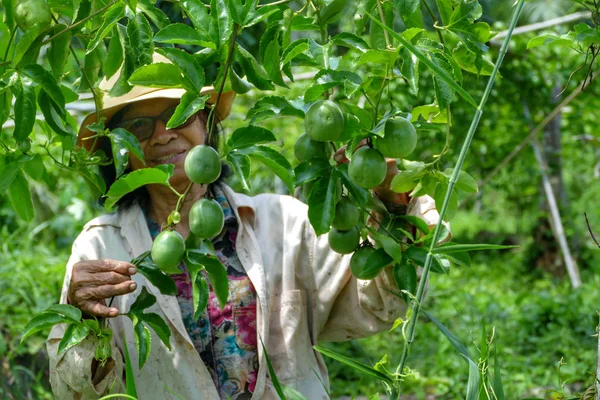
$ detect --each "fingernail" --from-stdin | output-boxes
[130,283,137,291]
[110,309,119,317]
[128,267,137,275]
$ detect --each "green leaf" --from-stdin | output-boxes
[260,337,287,400]
[373,232,403,263]
[210,0,233,47]
[332,32,370,52]
[400,47,420,96]
[156,47,206,93]
[141,312,171,350]
[13,79,36,142]
[22,64,65,109]
[47,24,72,80]
[234,44,275,91]
[181,0,215,48]
[167,92,209,129]
[129,286,157,315]
[307,169,338,236]
[108,128,144,177]
[58,323,91,355]
[337,163,370,206]
[87,2,125,54]
[422,309,473,361]
[12,23,46,67]
[260,23,286,87]
[78,44,105,92]
[237,145,295,193]
[45,304,83,322]
[364,9,477,108]
[133,252,178,296]
[295,158,331,186]
[8,172,34,222]
[319,0,346,24]
[192,272,209,320]
[137,0,170,30]
[109,24,134,97]
[393,260,417,303]
[432,243,518,254]
[313,345,393,384]
[527,35,572,49]
[104,165,174,211]
[128,63,184,88]
[21,312,71,342]
[127,13,154,68]
[123,332,138,396]
[133,318,151,369]
[187,251,229,310]
[227,126,277,150]
[404,246,447,274]
[105,27,124,80]
[245,96,305,123]
[442,168,479,193]
[465,357,481,400]
[38,91,75,137]
[23,154,48,184]
[227,152,251,191]
[282,39,310,66]
[154,23,215,48]
[493,344,505,400]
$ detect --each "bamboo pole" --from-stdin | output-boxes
[491,11,591,43]
[531,139,582,288]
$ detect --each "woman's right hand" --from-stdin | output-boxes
[68,260,138,318]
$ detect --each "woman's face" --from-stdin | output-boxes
[119,97,206,187]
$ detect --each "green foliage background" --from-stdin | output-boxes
[3,0,600,398]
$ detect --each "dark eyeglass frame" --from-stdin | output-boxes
[114,106,198,142]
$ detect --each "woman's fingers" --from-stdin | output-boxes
[76,281,137,302]
[75,259,137,276]
[80,300,120,318]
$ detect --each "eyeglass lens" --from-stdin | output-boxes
[118,106,197,141]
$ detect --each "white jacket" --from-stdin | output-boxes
[47,186,442,399]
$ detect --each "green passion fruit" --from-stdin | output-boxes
[15,0,53,31]
[304,100,345,142]
[189,198,224,239]
[151,230,186,274]
[348,147,387,189]
[184,145,221,185]
[376,117,418,159]
[328,227,360,254]
[294,133,332,162]
[332,197,359,231]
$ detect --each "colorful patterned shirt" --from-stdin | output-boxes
[145,187,258,399]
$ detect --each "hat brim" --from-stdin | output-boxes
[78,88,235,152]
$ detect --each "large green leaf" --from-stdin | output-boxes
[108,128,144,178]
[38,91,75,137]
[187,251,229,310]
[128,63,184,88]
[295,158,330,186]
[313,345,393,384]
[154,23,215,48]
[8,172,34,222]
[167,92,209,129]
[45,304,83,322]
[12,23,46,67]
[13,79,36,142]
[432,243,518,254]
[21,312,71,342]
[104,27,124,80]
[307,169,338,236]
[21,64,65,110]
[129,286,157,315]
[87,2,126,54]
[237,145,295,193]
[47,24,72,80]
[227,152,251,192]
[337,163,370,207]
[132,252,178,296]
[192,272,209,320]
[104,165,174,211]
[137,0,170,30]
[210,0,233,47]
[141,312,171,350]
[393,260,417,303]
[58,323,91,355]
[422,309,472,361]
[245,96,304,123]
[404,246,446,274]
[227,126,277,150]
[127,13,154,68]
[234,44,275,91]
[181,0,215,48]
[133,317,151,369]
[156,47,206,93]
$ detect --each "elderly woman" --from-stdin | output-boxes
[47,54,444,399]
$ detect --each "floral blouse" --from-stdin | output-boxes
[145,187,258,400]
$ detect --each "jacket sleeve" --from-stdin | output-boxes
[312,195,448,342]
[47,230,126,399]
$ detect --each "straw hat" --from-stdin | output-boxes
[77,52,235,151]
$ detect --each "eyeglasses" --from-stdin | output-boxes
[114,106,198,142]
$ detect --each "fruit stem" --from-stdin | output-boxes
[394,0,526,378]
[172,182,194,226]
[422,0,445,46]
[40,0,117,47]
[2,28,17,67]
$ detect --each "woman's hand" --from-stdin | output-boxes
[333,141,410,206]
[68,260,138,318]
